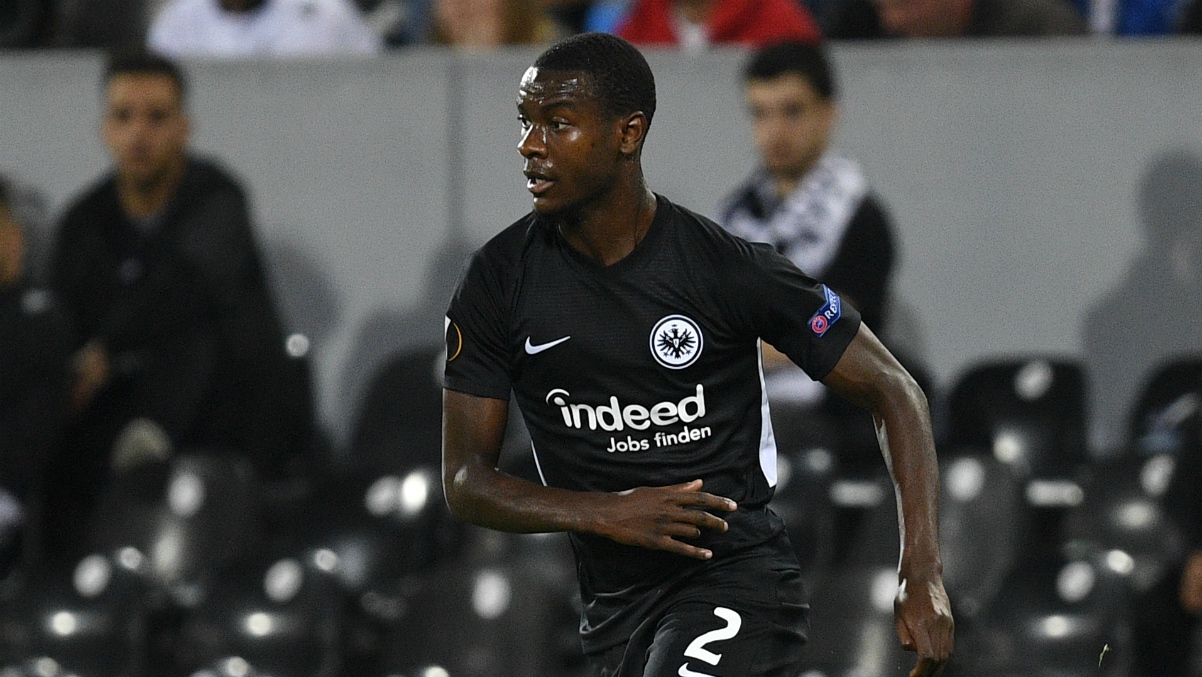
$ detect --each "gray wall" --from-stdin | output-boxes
[3,40,1200,451]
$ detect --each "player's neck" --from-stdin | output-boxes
[559,182,657,267]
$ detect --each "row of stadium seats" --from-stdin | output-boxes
[779,355,1202,677]
[1,353,1198,677]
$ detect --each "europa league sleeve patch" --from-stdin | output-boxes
[808,285,842,337]
[445,316,463,362]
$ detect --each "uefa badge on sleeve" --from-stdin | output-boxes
[650,314,703,369]
[808,285,842,337]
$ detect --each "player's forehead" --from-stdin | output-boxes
[516,66,598,112]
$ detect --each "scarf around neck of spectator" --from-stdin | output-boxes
[722,150,868,280]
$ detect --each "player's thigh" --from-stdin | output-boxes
[644,575,808,677]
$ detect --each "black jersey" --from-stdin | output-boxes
[444,194,860,651]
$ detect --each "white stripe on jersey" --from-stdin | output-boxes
[530,440,548,486]
[755,339,779,487]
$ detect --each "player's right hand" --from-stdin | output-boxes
[895,574,954,677]
[594,479,737,560]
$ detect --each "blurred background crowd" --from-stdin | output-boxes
[2,0,1202,676]
[1,0,1202,53]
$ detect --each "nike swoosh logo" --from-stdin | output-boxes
[524,335,571,355]
[678,664,718,677]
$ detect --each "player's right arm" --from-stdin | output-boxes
[442,388,735,560]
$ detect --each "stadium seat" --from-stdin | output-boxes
[943,547,1134,677]
[943,357,1089,478]
[0,552,146,677]
[1128,356,1202,459]
[78,451,264,676]
[1067,357,1202,589]
[1065,454,1182,594]
[275,466,459,593]
[173,554,341,677]
[796,473,911,677]
[349,346,445,474]
[376,526,584,677]
[1104,357,1202,677]
[938,455,1024,620]
[796,563,913,677]
[769,446,838,579]
[251,464,463,676]
[85,451,262,595]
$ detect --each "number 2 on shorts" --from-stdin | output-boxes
[678,607,743,676]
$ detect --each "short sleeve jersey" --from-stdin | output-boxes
[444,194,860,651]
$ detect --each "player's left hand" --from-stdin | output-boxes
[894,574,954,677]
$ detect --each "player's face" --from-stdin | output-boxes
[746,73,836,184]
[103,74,189,190]
[516,67,626,217]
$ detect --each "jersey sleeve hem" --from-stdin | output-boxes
[804,314,862,382]
[443,378,511,402]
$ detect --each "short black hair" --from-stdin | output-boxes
[104,49,188,103]
[744,41,837,101]
[0,174,10,211]
[533,32,656,126]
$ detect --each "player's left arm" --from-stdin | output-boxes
[821,323,954,677]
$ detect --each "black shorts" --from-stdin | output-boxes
[588,533,809,677]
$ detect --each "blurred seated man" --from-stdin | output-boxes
[148,0,381,57]
[0,175,70,575]
[719,42,895,416]
[46,51,311,563]
[826,0,1085,38]
[430,0,567,47]
[616,0,822,51]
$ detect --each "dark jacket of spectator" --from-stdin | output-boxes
[0,285,69,499]
[50,156,311,479]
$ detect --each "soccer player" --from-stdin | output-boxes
[442,32,953,677]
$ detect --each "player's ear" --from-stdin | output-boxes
[618,111,649,156]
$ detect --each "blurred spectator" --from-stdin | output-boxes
[1182,0,1202,31]
[0,0,54,47]
[430,0,567,46]
[351,0,433,45]
[148,0,381,57]
[53,0,152,48]
[0,175,70,575]
[1068,0,1183,34]
[45,51,311,563]
[530,0,595,35]
[718,41,895,408]
[615,0,822,51]
[826,0,1086,38]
